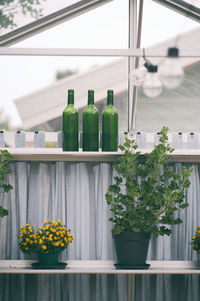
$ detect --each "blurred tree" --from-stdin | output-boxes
[0,0,46,30]
[56,69,78,81]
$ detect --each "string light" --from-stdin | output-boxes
[159,47,184,89]
[142,62,162,98]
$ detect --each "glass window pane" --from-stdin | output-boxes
[13,0,128,49]
[0,0,78,36]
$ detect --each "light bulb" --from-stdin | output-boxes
[129,66,147,86]
[142,64,162,98]
[159,47,184,89]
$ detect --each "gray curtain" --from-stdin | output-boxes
[0,161,127,301]
[0,161,200,300]
[136,163,200,301]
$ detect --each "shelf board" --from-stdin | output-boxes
[2,148,200,162]
[0,260,200,274]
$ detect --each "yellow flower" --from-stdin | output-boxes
[20,226,24,229]
[42,236,45,240]
[39,230,42,235]
[25,247,29,250]
[19,234,23,238]
[53,222,58,226]
[26,223,30,226]
[34,240,37,243]
[68,238,72,242]
[56,232,60,236]
[22,230,26,234]
[193,235,196,239]
[39,239,43,244]
[48,237,53,241]
[33,234,37,239]
[45,225,50,230]
[25,238,30,242]
[57,219,61,223]
[61,243,64,247]
[67,231,70,237]
[46,231,49,235]
[30,240,33,244]
[42,245,47,250]
[44,221,48,224]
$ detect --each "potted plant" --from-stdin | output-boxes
[18,220,73,269]
[191,226,200,256]
[0,150,13,217]
[105,126,193,269]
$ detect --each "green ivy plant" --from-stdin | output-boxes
[106,127,193,236]
[0,0,46,30]
[0,150,13,217]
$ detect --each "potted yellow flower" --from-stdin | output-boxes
[191,226,200,255]
[18,220,73,269]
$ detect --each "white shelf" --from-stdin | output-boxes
[0,260,200,274]
[3,148,200,162]
[3,148,121,162]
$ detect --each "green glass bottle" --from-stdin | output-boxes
[102,90,118,151]
[83,90,99,151]
[62,89,79,151]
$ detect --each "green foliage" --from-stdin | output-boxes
[0,150,13,217]
[106,126,193,236]
[56,69,78,81]
[0,0,46,30]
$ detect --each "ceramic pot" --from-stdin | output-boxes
[112,231,151,269]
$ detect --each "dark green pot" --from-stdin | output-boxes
[31,253,67,269]
[38,253,59,266]
[112,231,151,268]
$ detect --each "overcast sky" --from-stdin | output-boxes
[0,0,199,127]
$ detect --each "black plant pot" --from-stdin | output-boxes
[112,231,151,269]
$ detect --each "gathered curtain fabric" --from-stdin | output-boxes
[0,161,199,300]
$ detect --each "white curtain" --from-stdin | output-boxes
[0,161,127,301]
[0,160,199,300]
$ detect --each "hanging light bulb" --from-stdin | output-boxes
[142,63,162,98]
[159,47,184,89]
[129,66,147,86]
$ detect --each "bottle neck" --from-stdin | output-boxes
[88,90,94,105]
[107,90,113,105]
[68,90,74,105]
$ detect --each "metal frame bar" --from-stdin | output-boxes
[153,0,200,22]
[128,0,137,132]
[130,0,144,133]
[0,0,113,46]
[0,47,199,57]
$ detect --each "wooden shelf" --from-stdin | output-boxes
[0,260,200,274]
